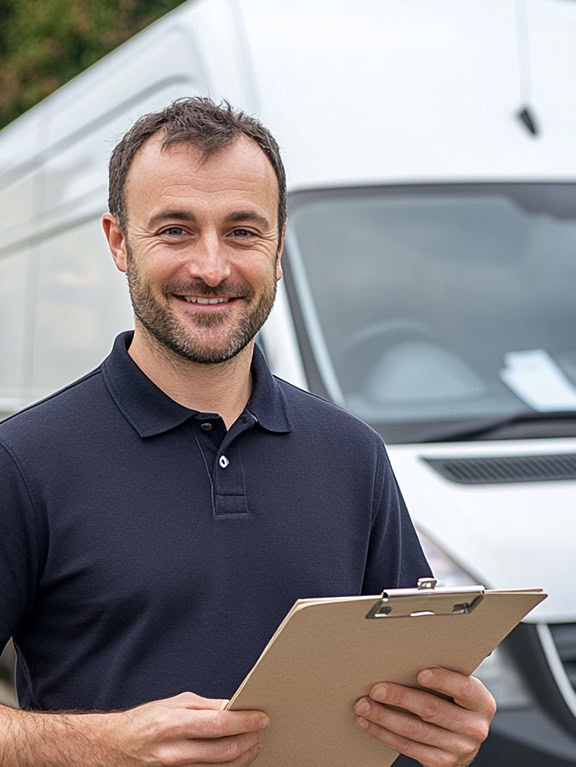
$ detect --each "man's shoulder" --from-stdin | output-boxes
[274,375,382,445]
[0,366,105,450]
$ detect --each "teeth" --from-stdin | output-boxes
[182,296,230,305]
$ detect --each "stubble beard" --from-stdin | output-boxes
[125,246,277,365]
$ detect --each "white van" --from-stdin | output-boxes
[1,0,575,763]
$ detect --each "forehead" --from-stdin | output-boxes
[124,134,279,221]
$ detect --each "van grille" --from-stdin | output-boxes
[550,623,576,694]
[423,453,576,484]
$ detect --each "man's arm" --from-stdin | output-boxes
[355,667,496,766]
[0,692,269,767]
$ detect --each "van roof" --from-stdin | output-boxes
[237,0,576,187]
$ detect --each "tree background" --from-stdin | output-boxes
[0,0,186,130]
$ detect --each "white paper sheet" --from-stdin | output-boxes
[500,349,576,411]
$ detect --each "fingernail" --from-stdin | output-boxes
[357,716,369,729]
[355,698,370,716]
[260,715,270,728]
[371,684,387,702]
[419,670,433,685]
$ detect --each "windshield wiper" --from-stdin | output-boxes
[412,410,576,443]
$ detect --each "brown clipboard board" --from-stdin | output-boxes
[226,578,546,767]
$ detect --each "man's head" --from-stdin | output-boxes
[103,98,287,365]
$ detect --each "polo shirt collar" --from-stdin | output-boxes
[102,331,292,438]
[246,342,293,434]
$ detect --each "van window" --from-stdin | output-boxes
[288,184,576,442]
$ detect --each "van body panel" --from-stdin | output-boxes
[389,438,576,622]
[238,0,576,188]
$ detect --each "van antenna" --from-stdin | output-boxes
[515,0,539,136]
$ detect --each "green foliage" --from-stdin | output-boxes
[0,0,186,129]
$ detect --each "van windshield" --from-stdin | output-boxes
[287,184,576,443]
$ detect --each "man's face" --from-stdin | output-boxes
[109,135,283,364]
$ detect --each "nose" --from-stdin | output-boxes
[184,233,231,287]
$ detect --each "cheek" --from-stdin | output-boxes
[134,248,183,282]
[245,259,280,288]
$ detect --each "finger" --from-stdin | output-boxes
[356,716,477,767]
[231,743,264,766]
[236,743,264,766]
[185,744,263,767]
[364,682,489,739]
[194,732,262,762]
[164,691,230,711]
[222,743,263,766]
[418,668,497,716]
[161,731,262,764]
[172,708,270,739]
[355,697,478,754]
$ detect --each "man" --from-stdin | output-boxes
[0,98,495,766]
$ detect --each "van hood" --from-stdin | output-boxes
[387,438,576,623]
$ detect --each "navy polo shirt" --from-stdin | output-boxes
[0,332,431,712]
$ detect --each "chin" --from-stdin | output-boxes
[170,333,254,366]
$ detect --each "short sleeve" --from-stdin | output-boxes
[362,440,432,593]
[0,441,44,651]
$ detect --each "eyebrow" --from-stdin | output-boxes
[147,210,197,229]
[146,209,272,230]
[224,211,271,230]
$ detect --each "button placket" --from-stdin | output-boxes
[193,411,255,517]
[213,440,248,516]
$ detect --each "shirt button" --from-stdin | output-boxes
[200,422,213,431]
[219,455,230,469]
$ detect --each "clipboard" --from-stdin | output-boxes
[227,578,546,767]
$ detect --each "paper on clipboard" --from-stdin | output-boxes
[500,349,576,411]
[227,579,546,767]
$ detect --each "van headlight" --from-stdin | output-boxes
[418,531,533,709]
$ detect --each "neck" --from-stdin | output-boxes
[128,326,254,429]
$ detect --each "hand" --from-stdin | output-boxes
[354,667,496,767]
[108,691,269,766]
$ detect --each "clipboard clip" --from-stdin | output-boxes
[366,577,485,619]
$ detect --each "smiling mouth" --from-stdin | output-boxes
[173,294,240,306]
[182,296,231,304]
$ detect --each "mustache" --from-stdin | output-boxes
[164,280,253,298]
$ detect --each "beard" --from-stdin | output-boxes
[125,247,277,365]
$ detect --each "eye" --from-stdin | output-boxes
[161,226,186,237]
[232,228,257,238]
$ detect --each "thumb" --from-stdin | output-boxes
[164,691,229,710]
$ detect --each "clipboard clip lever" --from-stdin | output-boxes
[366,577,485,619]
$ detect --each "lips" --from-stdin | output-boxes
[167,281,251,307]
[172,294,243,311]
[180,296,232,305]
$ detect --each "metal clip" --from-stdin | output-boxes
[366,578,485,620]
[417,577,438,591]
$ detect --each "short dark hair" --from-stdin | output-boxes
[108,97,287,236]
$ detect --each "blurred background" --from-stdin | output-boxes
[0,0,185,129]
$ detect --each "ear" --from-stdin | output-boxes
[102,214,128,273]
[276,221,286,281]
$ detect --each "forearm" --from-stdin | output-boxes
[0,692,268,767]
[0,703,122,767]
